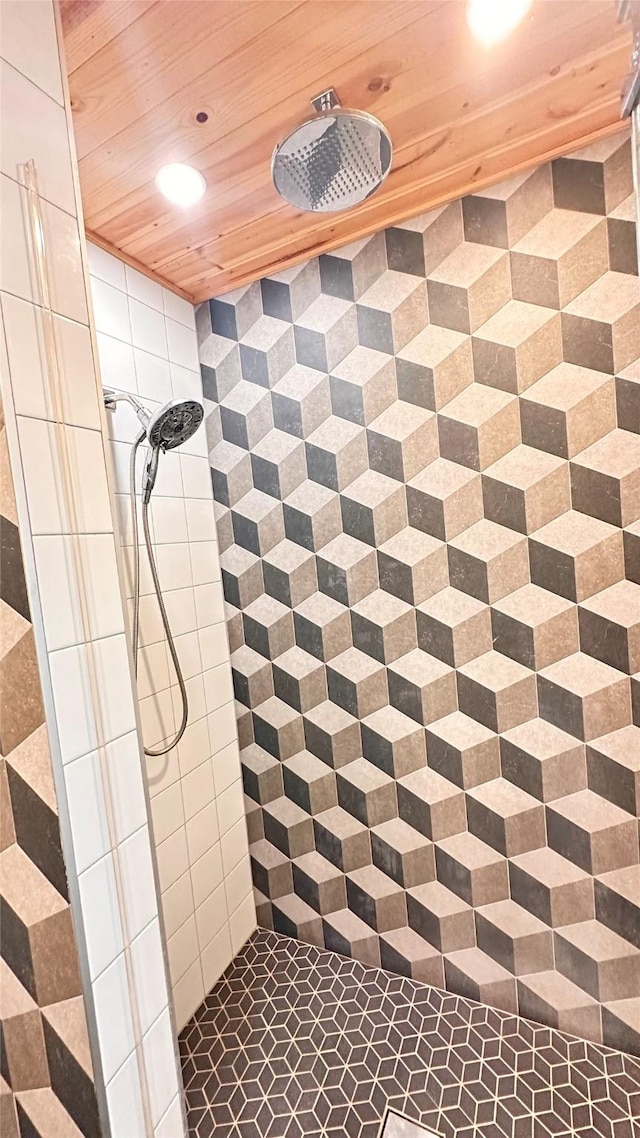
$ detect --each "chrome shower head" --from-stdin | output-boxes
[147,399,204,450]
[272,89,392,213]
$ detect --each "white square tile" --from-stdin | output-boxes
[78,852,123,978]
[130,918,169,1034]
[134,347,172,403]
[162,288,195,330]
[201,923,233,992]
[208,703,238,757]
[0,173,36,303]
[156,543,192,592]
[186,800,219,864]
[88,243,126,290]
[190,541,221,586]
[161,868,194,939]
[180,453,210,498]
[145,729,180,800]
[195,881,227,952]
[212,740,242,797]
[156,825,189,892]
[167,914,199,984]
[78,534,126,640]
[177,715,211,779]
[153,448,183,498]
[139,687,176,753]
[196,583,226,630]
[203,659,234,711]
[181,758,215,822]
[190,841,223,909]
[169,363,202,405]
[92,277,131,341]
[0,0,63,103]
[151,496,188,544]
[106,731,147,844]
[49,642,97,762]
[64,750,109,873]
[94,633,137,745]
[166,317,199,371]
[129,297,167,358]
[155,1094,187,1138]
[42,199,88,323]
[93,953,135,1083]
[66,425,113,533]
[225,854,253,915]
[151,781,185,845]
[106,1051,146,1138]
[216,778,245,837]
[137,641,171,701]
[18,416,67,533]
[164,587,197,637]
[125,265,163,311]
[173,631,202,682]
[229,891,257,955]
[53,315,101,428]
[185,499,216,543]
[182,673,207,724]
[172,959,204,1035]
[0,59,74,214]
[119,825,159,938]
[33,535,81,651]
[97,333,137,398]
[142,1009,179,1127]
[137,592,166,646]
[220,816,248,876]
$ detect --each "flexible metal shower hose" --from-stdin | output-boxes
[129,429,189,756]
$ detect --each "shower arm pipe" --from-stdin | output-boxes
[18,160,156,1136]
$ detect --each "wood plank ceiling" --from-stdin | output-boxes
[59,0,631,302]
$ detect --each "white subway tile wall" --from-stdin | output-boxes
[88,240,256,1029]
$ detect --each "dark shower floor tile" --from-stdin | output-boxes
[179,929,640,1138]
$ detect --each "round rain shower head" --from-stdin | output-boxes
[272,89,392,213]
[147,399,204,450]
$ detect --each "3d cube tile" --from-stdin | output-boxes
[546,788,638,874]
[293,293,357,373]
[250,428,306,500]
[239,314,295,387]
[322,907,380,967]
[379,926,445,986]
[263,795,314,858]
[318,233,386,301]
[313,805,371,872]
[214,501,233,552]
[351,589,416,664]
[462,164,552,248]
[293,592,351,661]
[302,700,361,769]
[240,741,282,805]
[271,363,331,439]
[529,510,624,603]
[0,961,49,1091]
[251,695,304,759]
[520,362,616,459]
[587,725,640,815]
[326,646,388,719]
[467,777,546,856]
[482,444,569,534]
[397,766,466,841]
[438,384,521,471]
[407,880,475,952]
[317,532,378,607]
[445,946,517,1013]
[417,588,490,672]
[209,281,261,341]
[282,750,338,814]
[243,592,294,659]
[329,345,397,426]
[261,259,321,322]
[396,324,473,411]
[595,864,640,948]
[231,487,285,556]
[387,199,463,275]
[562,272,640,375]
[510,209,608,309]
[552,134,632,214]
[220,544,263,609]
[225,599,243,652]
[517,971,601,1043]
[361,704,426,779]
[407,457,483,542]
[283,479,341,552]
[371,817,435,888]
[457,650,537,733]
[447,518,529,605]
[616,358,640,434]
[200,330,242,402]
[435,831,508,907]
[292,850,346,916]
[607,193,638,275]
[337,757,397,828]
[249,838,293,898]
[579,580,640,675]
[244,796,263,843]
[500,718,587,802]
[236,701,254,749]
[262,539,317,608]
[211,439,252,507]
[387,648,457,726]
[472,301,562,395]
[571,429,640,529]
[356,271,428,354]
[476,899,554,975]
[273,644,327,712]
[537,652,631,741]
[347,864,406,932]
[378,527,448,610]
[271,892,323,946]
[204,401,222,455]
[220,379,273,449]
[625,519,640,586]
[232,644,273,708]
[427,242,510,334]
[340,469,406,547]
[554,919,640,1002]
[509,847,594,928]
[426,710,500,789]
[491,583,578,671]
[367,401,438,482]
[602,997,640,1056]
[305,415,367,492]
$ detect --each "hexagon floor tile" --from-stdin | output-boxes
[179,929,640,1138]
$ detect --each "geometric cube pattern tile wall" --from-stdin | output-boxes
[0,401,101,1138]
[197,130,640,1055]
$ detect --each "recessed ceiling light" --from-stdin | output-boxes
[155,163,206,206]
[466,0,533,47]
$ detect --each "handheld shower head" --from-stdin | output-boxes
[147,399,204,450]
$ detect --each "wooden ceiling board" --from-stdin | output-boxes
[61,0,630,301]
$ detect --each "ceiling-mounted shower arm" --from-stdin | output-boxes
[310,88,341,113]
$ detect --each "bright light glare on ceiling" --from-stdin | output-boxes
[466,0,533,46]
[155,163,206,206]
